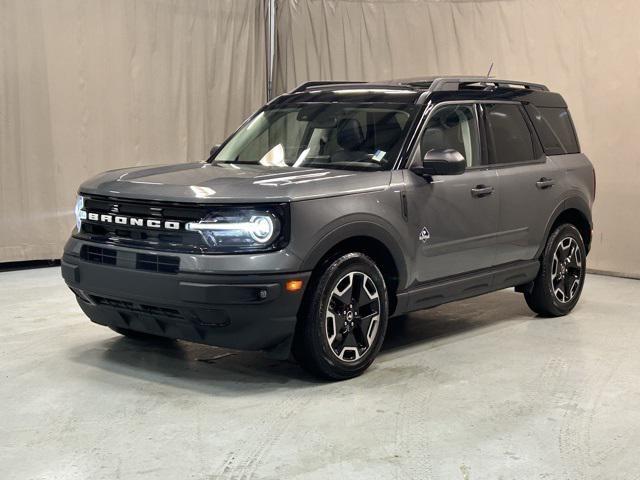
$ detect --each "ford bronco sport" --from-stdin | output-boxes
[62,76,595,379]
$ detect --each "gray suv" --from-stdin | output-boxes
[62,77,595,379]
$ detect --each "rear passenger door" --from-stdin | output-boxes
[482,103,563,264]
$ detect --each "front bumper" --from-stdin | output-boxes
[61,249,310,357]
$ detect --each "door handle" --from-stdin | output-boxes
[471,185,494,198]
[536,177,555,189]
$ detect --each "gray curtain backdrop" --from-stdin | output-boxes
[0,0,266,263]
[275,0,640,278]
[2,0,639,278]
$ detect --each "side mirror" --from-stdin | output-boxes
[412,148,466,178]
[209,144,222,158]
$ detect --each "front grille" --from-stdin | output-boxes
[75,194,289,254]
[77,194,211,253]
[82,245,117,265]
[136,253,180,274]
[91,295,183,320]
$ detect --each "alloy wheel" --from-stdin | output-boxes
[325,271,381,362]
[551,237,583,303]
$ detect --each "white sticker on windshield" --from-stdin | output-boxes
[372,150,386,162]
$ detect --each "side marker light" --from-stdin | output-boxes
[285,280,303,292]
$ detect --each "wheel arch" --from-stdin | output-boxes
[537,197,593,258]
[300,222,407,315]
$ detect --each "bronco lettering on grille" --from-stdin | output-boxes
[86,212,180,230]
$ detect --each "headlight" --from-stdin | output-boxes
[186,207,285,252]
[74,195,86,232]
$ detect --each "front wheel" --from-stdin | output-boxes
[524,223,587,317]
[293,252,389,380]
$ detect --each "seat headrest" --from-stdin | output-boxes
[337,118,365,150]
[421,127,446,154]
[363,116,403,152]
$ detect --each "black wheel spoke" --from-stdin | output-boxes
[563,276,573,299]
[357,298,377,318]
[351,273,365,305]
[557,245,568,263]
[343,330,361,349]
[567,272,579,296]
[329,295,348,314]
[357,312,377,345]
[333,284,352,305]
[352,324,369,350]
[331,330,347,353]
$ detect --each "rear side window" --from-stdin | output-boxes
[484,104,535,165]
[525,105,580,155]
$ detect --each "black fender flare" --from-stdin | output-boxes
[536,195,593,258]
[299,217,409,290]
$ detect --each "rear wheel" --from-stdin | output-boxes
[293,252,388,380]
[524,224,586,317]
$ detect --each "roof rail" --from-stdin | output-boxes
[429,77,549,92]
[290,80,368,93]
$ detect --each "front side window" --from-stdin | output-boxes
[419,104,481,167]
[213,103,417,171]
[484,103,535,165]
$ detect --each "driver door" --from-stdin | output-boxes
[403,103,499,283]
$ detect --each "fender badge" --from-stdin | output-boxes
[419,227,430,243]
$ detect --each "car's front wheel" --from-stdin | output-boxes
[293,252,388,380]
[524,223,587,317]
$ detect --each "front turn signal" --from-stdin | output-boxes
[285,279,304,293]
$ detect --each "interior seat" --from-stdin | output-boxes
[421,127,446,154]
[362,114,403,154]
[331,118,368,163]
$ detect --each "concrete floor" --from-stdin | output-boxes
[1,268,640,480]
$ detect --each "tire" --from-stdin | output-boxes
[293,252,389,380]
[524,223,587,317]
[110,326,170,342]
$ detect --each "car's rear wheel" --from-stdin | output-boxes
[524,223,586,317]
[293,252,388,380]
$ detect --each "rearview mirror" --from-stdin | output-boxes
[412,148,466,178]
[297,105,338,128]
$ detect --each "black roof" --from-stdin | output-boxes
[274,76,567,108]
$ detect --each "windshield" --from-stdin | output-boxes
[212,103,418,171]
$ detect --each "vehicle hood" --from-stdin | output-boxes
[79,162,392,203]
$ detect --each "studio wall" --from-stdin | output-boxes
[275,0,640,278]
[0,0,266,262]
[2,0,639,278]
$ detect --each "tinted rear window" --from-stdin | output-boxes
[484,104,535,165]
[525,105,580,155]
